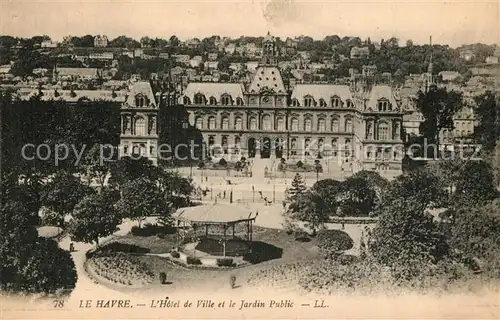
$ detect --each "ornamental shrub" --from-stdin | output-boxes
[186,256,202,265]
[216,258,235,267]
[316,229,354,258]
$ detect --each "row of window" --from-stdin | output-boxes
[366,122,399,141]
[187,95,391,111]
[196,116,354,132]
[442,129,473,139]
[189,95,244,106]
[206,136,352,150]
[293,97,355,108]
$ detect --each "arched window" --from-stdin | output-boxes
[345,118,353,132]
[195,117,203,129]
[304,118,312,132]
[277,117,285,131]
[183,96,191,105]
[318,118,326,132]
[249,117,257,130]
[235,97,244,106]
[291,117,299,131]
[194,94,205,105]
[319,99,327,107]
[208,136,215,146]
[304,138,311,156]
[134,117,146,136]
[262,115,271,131]
[377,122,389,140]
[304,97,314,107]
[331,97,341,107]
[221,136,228,154]
[467,130,472,136]
[234,117,242,130]
[346,100,354,108]
[209,96,217,105]
[378,99,389,111]
[135,95,146,107]
[208,116,216,130]
[221,116,229,130]
[221,95,232,106]
[331,138,338,152]
[331,118,339,132]
[292,99,299,107]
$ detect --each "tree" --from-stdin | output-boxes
[116,177,163,227]
[1,181,77,294]
[287,173,306,202]
[70,191,122,246]
[41,171,94,227]
[339,176,377,216]
[108,156,158,189]
[218,56,230,71]
[351,170,389,205]
[18,237,77,294]
[80,144,113,187]
[416,87,463,156]
[311,179,342,214]
[70,35,94,47]
[169,35,180,47]
[449,199,500,259]
[369,197,449,279]
[380,169,447,212]
[287,190,329,235]
[453,160,497,207]
[473,90,500,152]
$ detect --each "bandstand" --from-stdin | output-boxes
[173,203,258,257]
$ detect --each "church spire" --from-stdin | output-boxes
[425,35,435,92]
[427,35,434,74]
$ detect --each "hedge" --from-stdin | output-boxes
[186,256,202,265]
[216,258,235,267]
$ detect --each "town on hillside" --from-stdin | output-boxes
[1,30,500,318]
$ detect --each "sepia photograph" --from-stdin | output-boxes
[0,0,499,318]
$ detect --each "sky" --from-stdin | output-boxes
[0,0,499,48]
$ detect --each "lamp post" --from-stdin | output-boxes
[273,183,276,203]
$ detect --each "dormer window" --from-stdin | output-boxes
[304,96,315,107]
[183,96,191,105]
[221,95,232,106]
[209,97,217,105]
[291,99,299,107]
[378,99,390,111]
[319,99,327,107]
[135,95,147,107]
[235,97,244,106]
[331,97,341,108]
[194,93,205,105]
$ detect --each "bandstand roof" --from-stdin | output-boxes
[174,203,257,225]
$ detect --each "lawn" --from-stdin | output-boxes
[90,225,326,293]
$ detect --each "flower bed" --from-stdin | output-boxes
[87,252,154,287]
[246,261,314,289]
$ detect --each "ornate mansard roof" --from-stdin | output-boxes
[124,81,157,107]
[247,66,286,94]
[291,84,353,104]
[182,82,245,103]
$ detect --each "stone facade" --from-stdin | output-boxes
[119,81,158,164]
[180,33,405,172]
